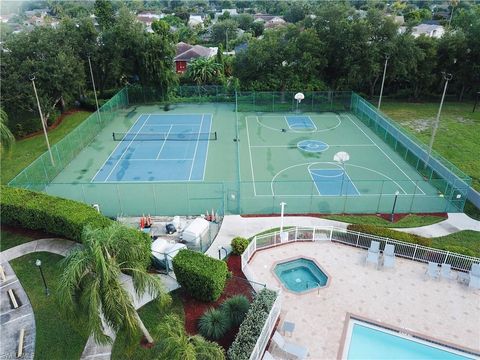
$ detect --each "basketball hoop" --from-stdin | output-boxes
[333,151,350,163]
[294,92,305,103]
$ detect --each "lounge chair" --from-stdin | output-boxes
[383,244,395,268]
[425,262,439,280]
[262,351,275,360]
[369,241,380,253]
[468,264,480,290]
[366,250,380,268]
[272,331,308,360]
[440,263,456,280]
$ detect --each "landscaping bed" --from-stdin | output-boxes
[179,254,254,350]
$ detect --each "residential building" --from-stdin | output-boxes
[174,42,218,73]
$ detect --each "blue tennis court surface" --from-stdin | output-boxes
[309,168,360,196]
[92,114,212,182]
[286,115,316,130]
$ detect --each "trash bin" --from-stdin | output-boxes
[166,223,176,234]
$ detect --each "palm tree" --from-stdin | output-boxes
[155,314,225,360]
[0,108,15,150]
[186,57,223,85]
[58,223,164,345]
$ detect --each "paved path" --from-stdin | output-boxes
[206,213,480,258]
[0,239,179,360]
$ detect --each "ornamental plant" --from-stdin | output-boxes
[231,237,249,255]
[198,308,231,340]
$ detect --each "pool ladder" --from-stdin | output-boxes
[305,280,321,295]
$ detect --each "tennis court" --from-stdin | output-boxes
[92,113,213,182]
[9,87,471,216]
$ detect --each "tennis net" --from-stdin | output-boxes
[112,131,217,141]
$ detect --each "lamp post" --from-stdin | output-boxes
[377,54,390,111]
[30,75,54,166]
[426,71,453,167]
[87,55,101,123]
[390,191,400,223]
[279,202,286,233]
[35,259,49,296]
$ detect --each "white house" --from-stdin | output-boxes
[407,24,445,38]
[188,15,204,28]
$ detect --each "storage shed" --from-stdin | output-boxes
[181,217,210,243]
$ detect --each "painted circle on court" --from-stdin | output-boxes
[297,140,329,153]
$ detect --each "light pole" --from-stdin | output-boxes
[87,55,101,123]
[390,190,400,223]
[30,75,54,166]
[426,71,453,167]
[279,202,286,234]
[35,259,49,296]
[377,54,390,111]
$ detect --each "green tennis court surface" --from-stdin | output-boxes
[9,88,470,217]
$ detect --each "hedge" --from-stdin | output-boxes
[1,186,112,241]
[227,289,277,360]
[347,223,432,247]
[172,249,228,302]
[231,237,249,255]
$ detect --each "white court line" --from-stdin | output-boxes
[250,144,376,148]
[245,116,257,196]
[91,113,146,182]
[308,168,322,195]
[188,114,204,180]
[345,113,425,195]
[308,165,361,196]
[155,125,173,160]
[121,158,194,161]
[201,114,213,181]
[256,114,342,133]
[144,123,202,127]
[104,115,150,182]
[284,115,318,131]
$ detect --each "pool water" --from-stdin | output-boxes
[274,258,328,293]
[347,321,476,360]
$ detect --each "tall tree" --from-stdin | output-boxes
[0,108,15,150]
[94,0,115,30]
[58,223,164,344]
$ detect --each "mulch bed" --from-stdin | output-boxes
[19,109,86,140]
[1,224,58,240]
[179,254,254,350]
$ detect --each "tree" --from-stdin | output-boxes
[186,57,223,85]
[250,21,264,37]
[284,3,306,23]
[211,19,238,48]
[58,223,164,345]
[0,108,15,150]
[155,314,225,360]
[94,0,115,30]
[236,13,253,31]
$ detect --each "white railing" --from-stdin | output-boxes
[242,226,479,272]
[249,290,282,360]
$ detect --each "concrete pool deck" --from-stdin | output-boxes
[247,241,480,359]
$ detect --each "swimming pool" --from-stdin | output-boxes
[273,258,329,293]
[345,320,478,360]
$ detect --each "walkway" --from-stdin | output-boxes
[206,213,480,259]
[0,239,179,360]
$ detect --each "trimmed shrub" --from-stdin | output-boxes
[347,224,432,247]
[172,249,228,302]
[198,308,230,340]
[221,295,250,327]
[1,186,112,241]
[227,289,277,360]
[231,237,249,255]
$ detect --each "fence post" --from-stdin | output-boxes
[444,251,450,264]
[295,226,298,241]
[329,227,333,241]
[412,244,418,260]
[312,227,316,241]
[356,232,360,247]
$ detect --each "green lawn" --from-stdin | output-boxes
[111,291,184,360]
[432,230,480,258]
[0,230,36,252]
[379,101,480,192]
[10,252,90,360]
[324,214,445,228]
[1,111,92,184]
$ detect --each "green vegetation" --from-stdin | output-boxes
[58,223,159,344]
[380,101,480,191]
[431,231,480,258]
[347,224,431,246]
[228,288,277,360]
[1,186,112,241]
[464,200,480,221]
[0,229,35,252]
[173,249,228,302]
[111,293,185,360]
[198,308,230,340]
[221,295,250,327]
[325,214,446,228]
[231,237,249,255]
[0,111,91,184]
[10,252,89,360]
[347,224,480,257]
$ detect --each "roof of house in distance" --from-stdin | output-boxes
[174,42,217,61]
